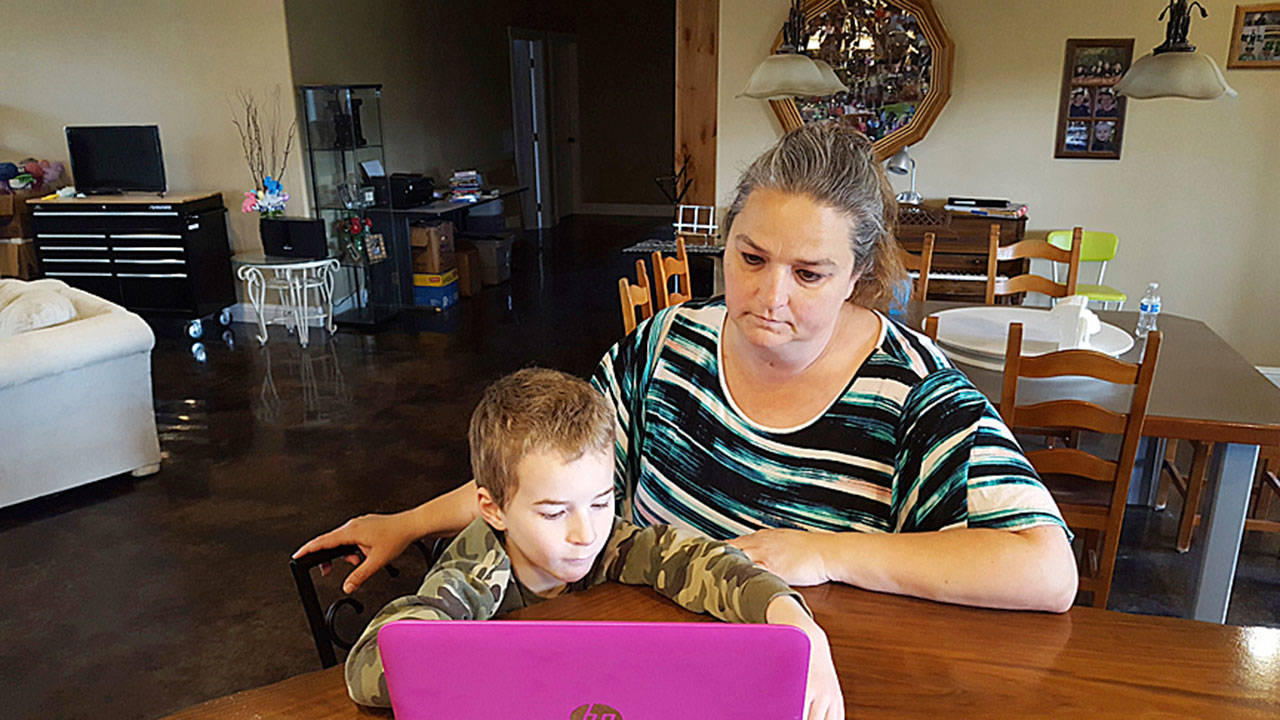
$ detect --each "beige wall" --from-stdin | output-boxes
[0,0,305,253]
[718,0,1280,364]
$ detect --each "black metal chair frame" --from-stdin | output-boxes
[290,538,451,668]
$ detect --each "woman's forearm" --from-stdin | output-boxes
[818,525,1077,612]
[407,479,481,538]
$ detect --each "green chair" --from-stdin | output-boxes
[1047,227,1126,310]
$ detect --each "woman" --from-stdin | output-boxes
[297,123,1077,615]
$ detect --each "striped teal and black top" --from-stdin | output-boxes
[591,298,1067,541]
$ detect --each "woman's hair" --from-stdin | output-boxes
[723,121,906,311]
[469,367,614,508]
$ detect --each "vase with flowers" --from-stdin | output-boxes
[231,87,297,225]
[336,213,373,264]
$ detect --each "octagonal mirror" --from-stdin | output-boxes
[769,0,954,160]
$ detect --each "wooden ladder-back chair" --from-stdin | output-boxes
[1157,441,1280,551]
[1000,322,1161,608]
[923,315,938,341]
[901,232,936,301]
[985,225,1081,305]
[618,258,654,334]
[652,236,691,310]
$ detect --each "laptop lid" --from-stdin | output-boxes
[378,620,810,720]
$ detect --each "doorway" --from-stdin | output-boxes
[509,29,580,230]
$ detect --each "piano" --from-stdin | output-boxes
[895,203,1029,301]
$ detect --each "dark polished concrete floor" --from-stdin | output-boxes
[1,215,1277,720]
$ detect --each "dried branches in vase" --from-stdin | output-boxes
[231,87,296,215]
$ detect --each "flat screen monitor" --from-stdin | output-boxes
[65,125,167,195]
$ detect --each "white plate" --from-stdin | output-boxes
[936,345,1008,372]
[928,306,1134,359]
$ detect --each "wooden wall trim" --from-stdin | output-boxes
[675,0,718,206]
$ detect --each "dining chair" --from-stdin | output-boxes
[1157,441,1280,552]
[1155,439,1214,552]
[1000,322,1161,609]
[923,315,938,341]
[901,232,936,301]
[985,225,1081,305]
[652,236,691,310]
[618,258,654,334]
[1048,228,1126,310]
[289,538,450,668]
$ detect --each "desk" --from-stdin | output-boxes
[366,186,527,307]
[161,583,1279,719]
[910,301,1280,623]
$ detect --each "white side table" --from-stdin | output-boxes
[233,253,340,348]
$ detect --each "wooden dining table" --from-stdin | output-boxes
[908,301,1280,623]
[163,582,1279,719]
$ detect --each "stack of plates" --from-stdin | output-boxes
[927,306,1134,371]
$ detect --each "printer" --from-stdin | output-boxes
[370,173,433,208]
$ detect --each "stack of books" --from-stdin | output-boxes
[943,197,1028,218]
[449,170,482,202]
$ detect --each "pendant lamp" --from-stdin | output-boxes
[1115,1,1237,100]
[739,0,849,99]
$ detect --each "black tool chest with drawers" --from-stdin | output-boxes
[31,192,236,323]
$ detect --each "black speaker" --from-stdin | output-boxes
[260,216,328,259]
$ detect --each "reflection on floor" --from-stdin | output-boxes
[0,215,1275,720]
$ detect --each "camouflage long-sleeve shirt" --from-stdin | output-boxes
[345,516,805,706]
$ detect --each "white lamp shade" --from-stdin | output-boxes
[810,58,850,95]
[1115,51,1238,100]
[739,53,842,99]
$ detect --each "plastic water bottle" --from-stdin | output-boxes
[1136,282,1161,338]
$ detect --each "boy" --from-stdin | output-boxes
[345,368,841,718]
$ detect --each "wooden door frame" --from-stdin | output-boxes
[675,0,718,206]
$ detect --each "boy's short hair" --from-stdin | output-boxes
[469,368,614,508]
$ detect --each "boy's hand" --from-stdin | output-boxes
[766,596,846,720]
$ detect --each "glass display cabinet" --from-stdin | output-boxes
[299,84,402,325]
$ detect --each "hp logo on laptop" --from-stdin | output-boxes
[569,703,623,720]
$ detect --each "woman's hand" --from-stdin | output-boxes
[293,511,419,594]
[766,596,845,720]
[729,528,834,586]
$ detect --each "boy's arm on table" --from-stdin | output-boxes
[345,525,511,707]
[599,519,807,623]
[599,521,844,720]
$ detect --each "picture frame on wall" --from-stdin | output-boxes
[1054,38,1134,160]
[1228,3,1280,68]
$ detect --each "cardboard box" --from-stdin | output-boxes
[0,238,38,279]
[412,269,459,310]
[0,189,41,239]
[468,233,515,285]
[410,221,455,273]
[454,242,482,297]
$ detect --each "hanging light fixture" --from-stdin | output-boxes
[1115,1,1237,100]
[739,0,849,99]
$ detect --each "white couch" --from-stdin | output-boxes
[0,278,161,508]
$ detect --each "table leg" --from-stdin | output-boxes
[1188,442,1258,623]
[288,269,308,348]
[322,260,338,334]
[1129,436,1166,506]
[236,265,269,345]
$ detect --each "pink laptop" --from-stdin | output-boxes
[378,620,810,719]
